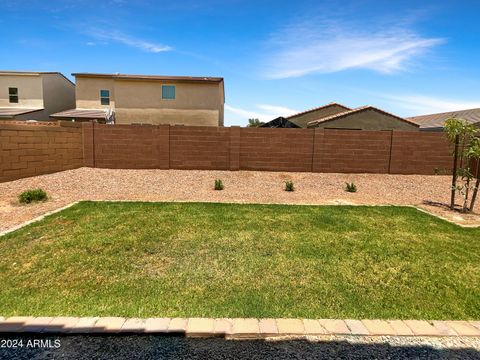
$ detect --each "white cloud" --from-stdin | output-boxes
[382,94,480,115]
[264,18,444,79]
[225,104,298,125]
[87,29,172,53]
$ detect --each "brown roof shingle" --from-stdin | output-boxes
[407,108,480,129]
[306,106,419,128]
[287,102,351,119]
[0,107,43,118]
[50,109,106,119]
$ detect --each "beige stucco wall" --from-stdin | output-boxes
[310,109,419,131]
[289,105,349,127]
[75,76,224,126]
[42,73,75,115]
[75,77,115,109]
[116,108,219,126]
[0,74,43,109]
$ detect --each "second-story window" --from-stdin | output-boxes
[9,87,18,103]
[162,85,176,100]
[100,89,110,105]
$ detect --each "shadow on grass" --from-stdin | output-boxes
[0,334,479,360]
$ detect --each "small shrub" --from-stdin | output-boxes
[214,179,224,190]
[19,188,48,204]
[285,181,294,192]
[345,182,357,193]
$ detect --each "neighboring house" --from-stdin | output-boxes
[261,102,420,131]
[51,73,225,126]
[284,103,351,128]
[407,108,480,131]
[306,106,420,131]
[0,71,75,121]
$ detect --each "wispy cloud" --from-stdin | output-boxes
[225,104,298,124]
[86,28,172,53]
[263,17,444,79]
[382,94,480,115]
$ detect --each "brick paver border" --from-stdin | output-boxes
[0,317,478,338]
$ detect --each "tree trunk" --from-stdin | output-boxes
[450,135,460,209]
[463,178,470,213]
[470,158,480,212]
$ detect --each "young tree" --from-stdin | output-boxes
[444,118,480,212]
[247,118,265,127]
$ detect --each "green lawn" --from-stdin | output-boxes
[0,201,479,320]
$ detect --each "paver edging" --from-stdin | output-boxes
[0,317,478,338]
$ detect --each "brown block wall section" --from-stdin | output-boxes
[313,130,392,173]
[0,121,84,182]
[1,121,454,183]
[170,126,230,170]
[390,132,453,174]
[240,128,315,172]
[91,124,169,169]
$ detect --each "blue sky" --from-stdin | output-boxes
[1,0,480,126]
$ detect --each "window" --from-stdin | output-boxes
[9,87,18,103]
[100,89,110,105]
[162,85,176,100]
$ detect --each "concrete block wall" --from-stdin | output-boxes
[0,121,83,182]
[0,121,454,183]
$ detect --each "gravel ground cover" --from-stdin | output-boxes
[1,167,479,233]
[0,334,479,359]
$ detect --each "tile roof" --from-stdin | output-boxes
[72,73,224,83]
[306,106,420,128]
[50,109,106,119]
[407,108,480,129]
[0,107,43,118]
[286,102,351,119]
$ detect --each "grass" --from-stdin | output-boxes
[0,201,479,320]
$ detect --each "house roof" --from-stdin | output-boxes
[306,106,420,128]
[260,117,301,128]
[72,73,224,83]
[286,102,351,120]
[50,108,106,119]
[0,107,43,118]
[407,108,480,129]
[0,70,75,86]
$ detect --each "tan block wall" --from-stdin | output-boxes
[0,121,84,182]
[390,132,453,174]
[1,122,453,183]
[240,128,315,171]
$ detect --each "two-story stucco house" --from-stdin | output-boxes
[51,73,225,126]
[0,71,75,121]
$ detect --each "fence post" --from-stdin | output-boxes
[229,126,241,170]
[81,122,95,167]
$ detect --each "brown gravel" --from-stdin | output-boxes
[1,167,479,233]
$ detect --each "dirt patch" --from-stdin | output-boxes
[1,167,478,232]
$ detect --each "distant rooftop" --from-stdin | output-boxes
[306,105,419,128]
[286,102,351,119]
[0,70,64,75]
[72,73,224,83]
[407,108,480,129]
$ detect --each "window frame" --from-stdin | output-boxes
[8,87,18,103]
[161,85,176,100]
[100,89,110,106]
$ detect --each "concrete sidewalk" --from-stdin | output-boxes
[0,317,479,338]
